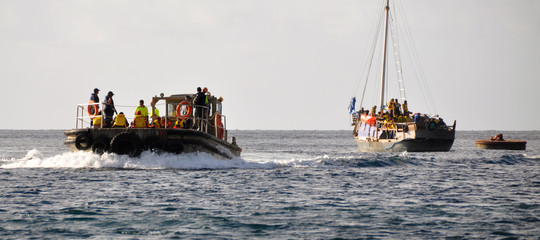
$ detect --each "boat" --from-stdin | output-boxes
[476,134,527,150]
[64,93,242,159]
[349,0,455,152]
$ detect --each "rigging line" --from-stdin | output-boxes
[369,0,387,108]
[403,0,437,114]
[389,5,407,102]
[357,0,386,108]
[394,0,437,113]
[352,0,385,97]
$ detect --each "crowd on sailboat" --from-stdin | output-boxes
[352,97,448,132]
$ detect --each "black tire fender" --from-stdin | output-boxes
[75,133,92,150]
[91,137,110,155]
[110,132,142,157]
[145,137,164,154]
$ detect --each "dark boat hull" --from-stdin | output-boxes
[475,140,526,150]
[355,137,454,152]
[354,120,455,152]
[64,128,242,159]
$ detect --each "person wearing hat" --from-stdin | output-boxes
[90,88,100,103]
[89,88,100,126]
[193,87,207,130]
[103,91,117,127]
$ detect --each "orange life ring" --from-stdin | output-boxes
[87,100,99,119]
[176,101,192,120]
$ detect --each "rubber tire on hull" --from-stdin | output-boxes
[145,137,164,154]
[75,133,92,150]
[91,137,110,155]
[110,132,143,157]
[165,139,184,154]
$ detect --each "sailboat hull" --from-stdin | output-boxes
[355,137,454,152]
[353,121,455,152]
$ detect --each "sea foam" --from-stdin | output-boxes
[0,150,283,170]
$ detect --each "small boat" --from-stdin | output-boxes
[348,0,455,152]
[476,134,527,150]
[64,93,242,159]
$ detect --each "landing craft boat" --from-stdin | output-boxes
[349,0,455,152]
[64,93,242,159]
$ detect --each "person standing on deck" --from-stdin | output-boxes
[103,91,117,128]
[370,105,377,116]
[90,88,100,104]
[402,100,409,116]
[203,87,211,116]
[89,88,100,126]
[388,99,395,118]
[394,99,401,117]
[193,87,207,130]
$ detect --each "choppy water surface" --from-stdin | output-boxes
[1,130,539,239]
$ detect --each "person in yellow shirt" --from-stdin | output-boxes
[135,100,149,122]
[402,100,409,116]
[150,100,160,124]
[388,99,395,118]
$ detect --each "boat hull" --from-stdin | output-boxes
[64,128,242,159]
[355,137,454,152]
[353,119,455,152]
[475,140,526,150]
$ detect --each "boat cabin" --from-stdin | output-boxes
[151,93,227,140]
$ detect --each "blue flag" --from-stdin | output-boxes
[348,97,356,114]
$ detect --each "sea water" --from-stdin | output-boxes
[0,130,539,239]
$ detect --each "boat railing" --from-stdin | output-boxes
[76,102,104,129]
[372,121,415,139]
[74,102,229,141]
[185,104,228,141]
[159,103,229,141]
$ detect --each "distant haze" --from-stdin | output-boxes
[1,0,539,130]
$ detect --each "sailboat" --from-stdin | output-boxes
[349,0,455,152]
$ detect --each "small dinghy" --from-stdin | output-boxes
[475,134,527,150]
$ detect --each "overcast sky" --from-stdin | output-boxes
[1,0,539,130]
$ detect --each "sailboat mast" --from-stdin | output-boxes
[380,0,390,109]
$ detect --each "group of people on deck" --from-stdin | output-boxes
[356,98,411,129]
[360,99,410,121]
[89,87,216,129]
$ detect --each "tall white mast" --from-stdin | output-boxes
[379,0,390,109]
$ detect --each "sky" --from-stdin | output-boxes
[1,0,539,130]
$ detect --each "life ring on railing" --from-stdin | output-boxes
[215,113,224,139]
[87,100,99,119]
[176,101,192,120]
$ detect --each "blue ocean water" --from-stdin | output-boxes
[0,130,539,239]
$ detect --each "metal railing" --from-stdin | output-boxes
[76,102,103,129]
[74,102,228,141]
